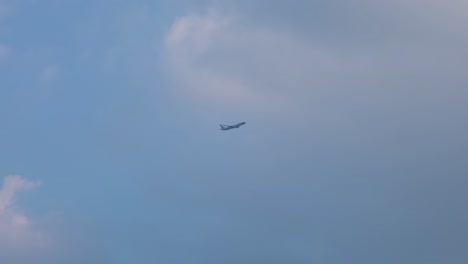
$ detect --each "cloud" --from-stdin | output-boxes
[163,4,468,129]
[0,175,54,253]
[163,10,345,118]
[159,4,468,263]
[164,11,256,106]
[0,175,111,264]
[0,175,39,214]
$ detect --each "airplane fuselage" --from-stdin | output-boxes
[220,122,246,130]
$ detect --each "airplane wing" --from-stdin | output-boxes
[234,122,246,128]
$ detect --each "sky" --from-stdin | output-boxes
[1,0,468,263]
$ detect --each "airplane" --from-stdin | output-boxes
[219,122,246,130]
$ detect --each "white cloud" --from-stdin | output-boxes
[0,175,110,263]
[164,11,255,106]
[164,12,294,113]
[163,10,377,121]
[0,175,53,252]
[162,5,468,147]
[0,175,39,214]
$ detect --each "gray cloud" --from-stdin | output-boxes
[158,2,468,263]
[163,3,468,133]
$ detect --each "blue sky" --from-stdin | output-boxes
[1,0,468,263]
